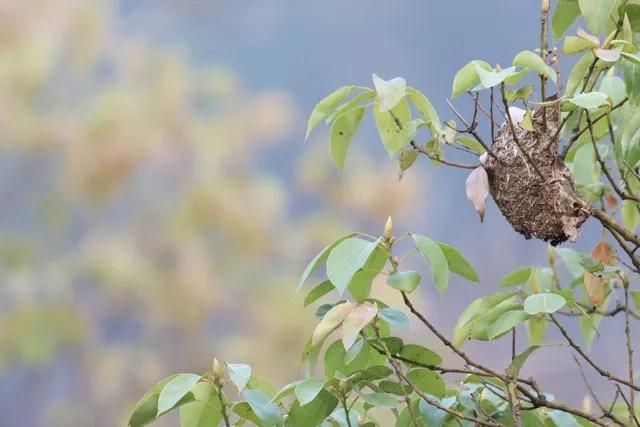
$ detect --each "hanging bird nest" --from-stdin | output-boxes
[482,107,591,246]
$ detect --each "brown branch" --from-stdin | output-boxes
[540,0,549,131]
[586,112,640,203]
[625,285,637,425]
[410,141,479,169]
[591,207,640,248]
[572,354,626,426]
[560,98,629,160]
[616,383,640,427]
[557,302,640,321]
[371,327,420,427]
[447,97,502,163]
[401,292,609,425]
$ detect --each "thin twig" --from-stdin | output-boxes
[625,285,637,425]
[549,314,640,391]
[616,383,640,427]
[572,354,626,426]
[500,83,546,180]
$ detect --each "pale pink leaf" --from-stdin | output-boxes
[341,303,378,350]
[465,166,489,222]
[311,302,356,347]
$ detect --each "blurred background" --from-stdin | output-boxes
[0,1,633,426]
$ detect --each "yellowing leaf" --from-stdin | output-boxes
[311,302,356,347]
[341,303,378,350]
[584,272,607,307]
[451,60,492,97]
[306,86,357,140]
[513,50,557,83]
[330,107,365,170]
[465,166,490,222]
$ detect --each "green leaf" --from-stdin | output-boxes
[232,402,263,426]
[412,234,449,294]
[372,74,407,112]
[227,364,252,392]
[247,377,277,398]
[555,247,586,277]
[507,346,540,378]
[129,375,187,427]
[379,380,411,396]
[243,389,282,425]
[287,390,338,427]
[621,110,640,155]
[451,60,492,97]
[487,310,530,339]
[501,266,534,287]
[386,271,421,293]
[566,91,611,110]
[406,87,442,134]
[527,316,548,346]
[327,90,376,124]
[599,75,627,104]
[523,293,567,315]
[398,149,419,178]
[622,200,640,232]
[580,293,612,349]
[457,135,486,154]
[326,237,380,295]
[453,291,518,347]
[506,84,535,102]
[306,86,357,140]
[513,50,557,82]
[563,36,599,54]
[623,59,640,105]
[157,374,200,416]
[553,0,582,39]
[304,280,334,307]
[348,244,388,302]
[579,0,617,35]
[323,340,368,378]
[294,378,326,406]
[373,99,412,157]
[475,66,518,89]
[271,380,303,403]
[179,383,222,427]
[330,106,366,170]
[379,307,411,330]
[437,242,479,282]
[419,398,451,427]
[631,290,640,310]
[360,392,401,408]
[400,344,443,366]
[407,368,445,397]
[566,54,595,96]
[297,233,357,294]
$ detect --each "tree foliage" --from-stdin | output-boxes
[131,1,640,426]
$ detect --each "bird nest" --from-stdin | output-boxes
[482,107,591,246]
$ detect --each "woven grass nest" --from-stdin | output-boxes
[481,107,591,246]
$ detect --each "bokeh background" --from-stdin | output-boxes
[0,1,633,426]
